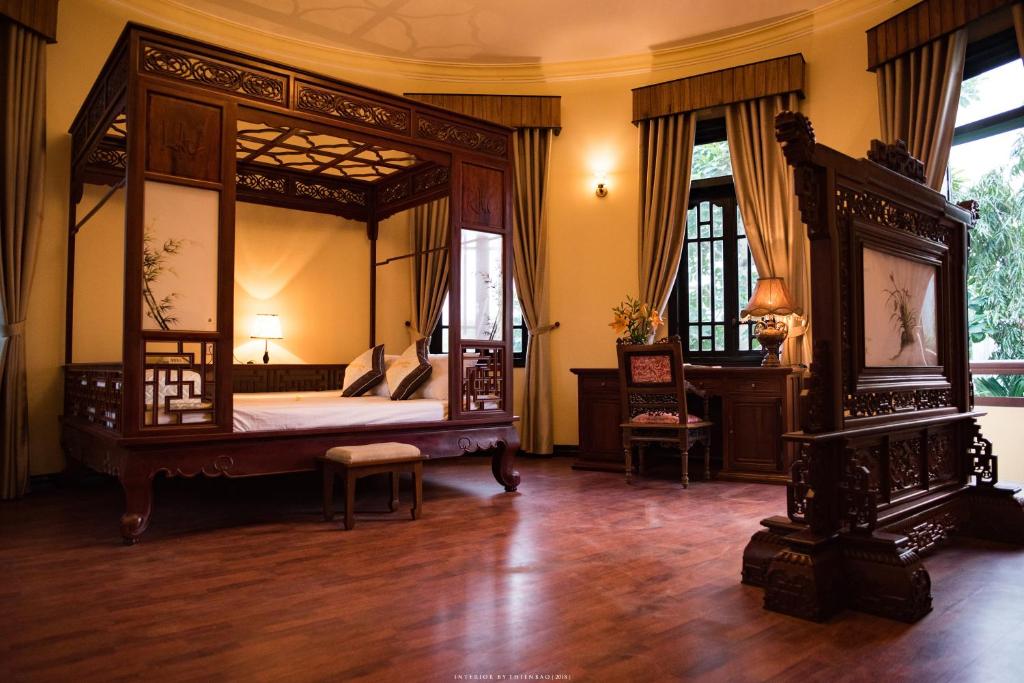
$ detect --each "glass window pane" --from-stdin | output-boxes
[700,242,711,321]
[713,239,724,320]
[688,247,699,322]
[142,182,219,332]
[460,229,503,341]
[739,323,750,351]
[737,206,746,236]
[686,206,697,239]
[691,140,733,181]
[714,324,725,351]
[713,203,724,237]
[956,61,1024,127]
[689,324,699,351]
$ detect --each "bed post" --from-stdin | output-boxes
[119,461,155,545]
[368,215,378,348]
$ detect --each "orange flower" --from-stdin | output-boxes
[649,309,663,330]
[609,313,629,334]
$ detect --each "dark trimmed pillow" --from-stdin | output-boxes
[342,345,385,397]
[387,338,432,400]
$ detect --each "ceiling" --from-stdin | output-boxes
[167,0,833,64]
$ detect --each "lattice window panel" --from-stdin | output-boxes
[461,346,505,412]
[142,340,216,427]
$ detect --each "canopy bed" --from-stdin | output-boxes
[742,112,1024,622]
[61,24,520,544]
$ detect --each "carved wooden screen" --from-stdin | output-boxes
[449,158,513,420]
[123,72,236,435]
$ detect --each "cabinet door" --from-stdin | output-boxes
[727,397,783,473]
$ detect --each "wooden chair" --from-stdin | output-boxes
[616,337,713,488]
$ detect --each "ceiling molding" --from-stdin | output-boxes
[100,0,905,84]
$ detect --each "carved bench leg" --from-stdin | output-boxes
[491,439,520,492]
[119,467,155,545]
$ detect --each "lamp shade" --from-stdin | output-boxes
[741,277,796,318]
[251,313,283,340]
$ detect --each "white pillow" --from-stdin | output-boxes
[370,355,400,397]
[386,338,432,400]
[342,345,385,397]
[411,354,449,400]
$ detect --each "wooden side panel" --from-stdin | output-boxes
[461,163,503,229]
[146,94,222,182]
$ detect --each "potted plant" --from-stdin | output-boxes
[610,295,663,344]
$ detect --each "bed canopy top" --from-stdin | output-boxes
[65,23,516,438]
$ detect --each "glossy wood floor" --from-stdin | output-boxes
[3,457,1023,682]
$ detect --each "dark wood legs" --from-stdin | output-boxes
[491,439,520,492]
[319,457,425,530]
[119,466,154,545]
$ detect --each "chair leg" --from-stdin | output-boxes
[389,471,400,512]
[704,440,711,481]
[681,447,689,489]
[322,462,335,521]
[624,446,633,484]
[411,463,423,520]
[344,471,357,530]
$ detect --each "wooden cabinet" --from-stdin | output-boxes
[570,366,802,483]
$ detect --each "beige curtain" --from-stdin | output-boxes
[726,93,811,366]
[876,29,968,191]
[512,128,554,455]
[1015,3,1024,62]
[408,197,450,340]
[638,112,697,316]
[1,20,46,499]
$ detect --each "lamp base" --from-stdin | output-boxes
[754,317,789,368]
[262,340,270,364]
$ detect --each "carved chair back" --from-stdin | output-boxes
[616,337,691,426]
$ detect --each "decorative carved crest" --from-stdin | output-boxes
[787,448,811,524]
[957,199,979,227]
[775,111,816,165]
[835,188,948,245]
[867,139,925,184]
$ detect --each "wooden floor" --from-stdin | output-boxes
[2,457,1023,682]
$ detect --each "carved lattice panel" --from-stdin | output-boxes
[461,346,505,412]
[143,340,216,427]
[65,366,123,431]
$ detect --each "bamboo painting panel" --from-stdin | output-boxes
[862,247,939,367]
[141,181,219,332]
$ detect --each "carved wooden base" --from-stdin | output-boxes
[763,530,844,621]
[842,531,932,623]
[741,515,803,587]
[968,482,1024,545]
[491,438,521,492]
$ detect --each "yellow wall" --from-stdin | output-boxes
[35,0,1020,480]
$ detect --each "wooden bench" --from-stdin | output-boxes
[318,442,425,530]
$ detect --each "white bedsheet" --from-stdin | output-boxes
[231,391,447,432]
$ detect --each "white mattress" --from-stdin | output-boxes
[231,391,447,432]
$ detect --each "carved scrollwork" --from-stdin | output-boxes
[87,145,127,171]
[845,389,952,418]
[904,513,958,555]
[294,180,367,207]
[802,340,832,433]
[841,449,878,532]
[927,433,954,483]
[775,111,816,165]
[236,170,286,194]
[416,115,507,157]
[380,179,411,205]
[414,166,449,193]
[889,437,923,492]
[296,84,410,132]
[141,43,286,103]
[835,187,949,245]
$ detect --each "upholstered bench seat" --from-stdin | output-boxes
[325,442,422,464]
[318,442,425,530]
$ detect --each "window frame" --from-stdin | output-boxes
[667,175,762,365]
[950,28,1024,407]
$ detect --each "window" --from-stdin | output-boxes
[666,118,761,364]
[429,284,528,367]
[947,28,1024,406]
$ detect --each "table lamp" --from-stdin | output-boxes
[251,313,283,364]
[742,278,796,367]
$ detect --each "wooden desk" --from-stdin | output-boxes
[569,366,802,483]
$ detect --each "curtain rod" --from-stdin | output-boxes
[374,244,448,267]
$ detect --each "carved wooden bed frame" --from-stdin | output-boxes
[61,25,520,544]
[741,112,1024,622]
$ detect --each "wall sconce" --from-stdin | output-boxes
[595,173,608,198]
[251,313,283,364]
